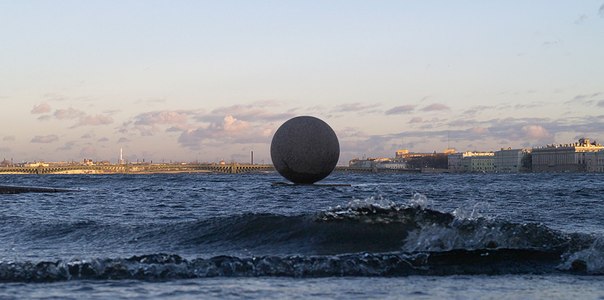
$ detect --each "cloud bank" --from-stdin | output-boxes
[31,135,59,144]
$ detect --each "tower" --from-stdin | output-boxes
[119,148,124,165]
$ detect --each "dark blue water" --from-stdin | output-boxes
[1,173,604,299]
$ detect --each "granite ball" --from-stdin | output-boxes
[270,116,340,184]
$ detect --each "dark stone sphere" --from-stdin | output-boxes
[271,116,340,184]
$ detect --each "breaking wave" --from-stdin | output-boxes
[2,194,603,282]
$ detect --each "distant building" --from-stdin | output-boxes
[376,160,407,170]
[0,159,11,167]
[395,148,453,169]
[532,138,604,172]
[25,162,49,168]
[494,148,530,173]
[395,149,409,159]
[585,150,604,172]
[349,157,391,169]
[448,151,495,173]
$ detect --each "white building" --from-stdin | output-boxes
[585,150,604,173]
[494,148,529,173]
[532,138,604,172]
[376,161,407,170]
[448,152,495,173]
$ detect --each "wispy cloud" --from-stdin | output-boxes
[514,102,545,109]
[331,102,377,114]
[565,92,602,105]
[385,105,415,115]
[80,146,97,158]
[600,3,604,17]
[420,103,450,112]
[134,111,192,126]
[210,102,295,122]
[120,103,292,151]
[409,117,423,124]
[72,114,113,128]
[57,141,77,151]
[31,135,59,144]
[463,105,495,116]
[41,107,114,128]
[54,108,85,120]
[122,110,198,136]
[178,115,271,150]
[31,103,51,114]
[574,14,588,24]
[340,114,604,156]
[542,39,562,47]
[3,136,16,142]
[522,125,552,140]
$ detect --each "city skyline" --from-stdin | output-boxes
[2,1,604,164]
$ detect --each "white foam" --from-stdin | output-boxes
[559,235,604,274]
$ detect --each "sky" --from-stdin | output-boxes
[1,1,604,164]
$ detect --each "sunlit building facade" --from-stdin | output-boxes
[585,150,604,173]
[494,148,530,173]
[448,152,495,173]
[531,138,604,172]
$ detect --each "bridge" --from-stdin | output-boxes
[0,164,425,175]
[0,163,276,175]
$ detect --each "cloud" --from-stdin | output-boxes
[409,117,423,124]
[37,115,52,121]
[463,105,495,116]
[565,92,601,105]
[420,103,450,112]
[469,127,489,134]
[514,102,545,109]
[448,119,478,127]
[98,137,109,142]
[117,137,131,143]
[210,103,295,122]
[385,105,415,115]
[522,125,552,140]
[574,14,588,24]
[542,40,561,47]
[47,107,114,128]
[121,104,292,149]
[178,115,270,150]
[31,135,59,143]
[331,102,377,113]
[81,133,93,139]
[57,141,77,151]
[31,103,51,114]
[3,136,16,142]
[80,146,97,158]
[222,115,249,132]
[166,126,186,133]
[121,110,199,136]
[598,100,604,107]
[72,114,113,127]
[134,111,191,126]
[54,108,85,120]
[600,4,604,17]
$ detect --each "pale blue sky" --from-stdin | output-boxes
[1,1,603,163]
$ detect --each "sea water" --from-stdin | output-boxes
[0,173,603,299]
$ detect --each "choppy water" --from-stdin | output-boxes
[1,172,604,299]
